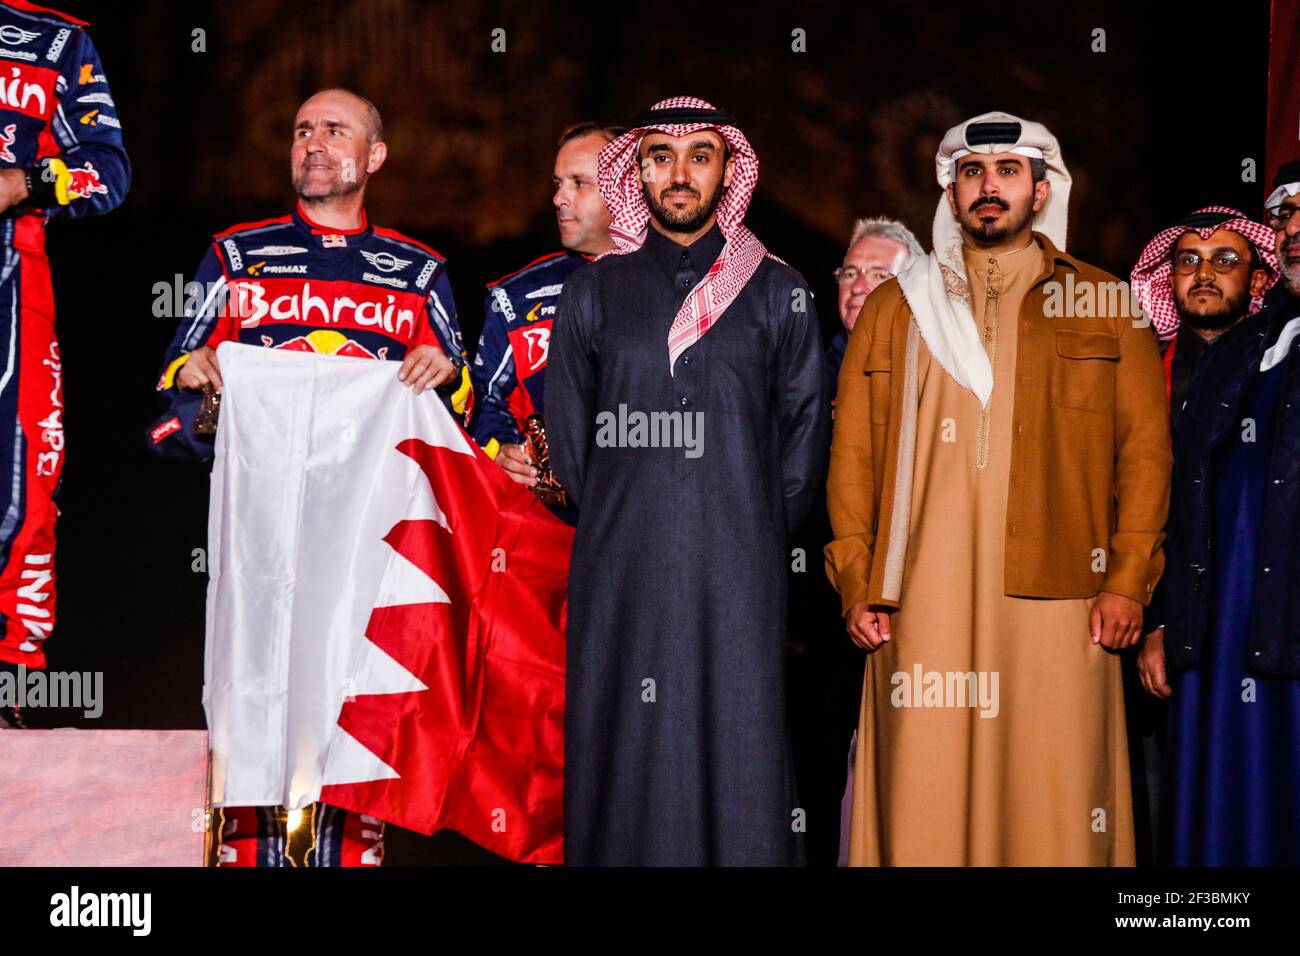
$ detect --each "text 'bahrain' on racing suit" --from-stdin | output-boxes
[470,250,588,459]
[149,202,472,461]
[0,0,129,668]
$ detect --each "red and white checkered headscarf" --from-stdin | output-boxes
[597,96,773,374]
[1130,206,1279,339]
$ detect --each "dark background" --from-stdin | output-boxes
[23,0,1272,862]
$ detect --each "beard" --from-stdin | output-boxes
[644,177,726,234]
[960,195,1034,244]
[1278,234,1300,297]
[1174,282,1252,332]
[293,161,363,201]
[1282,263,1300,299]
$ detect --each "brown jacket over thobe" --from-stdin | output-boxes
[825,232,1172,613]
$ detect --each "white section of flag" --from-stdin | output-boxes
[203,343,471,810]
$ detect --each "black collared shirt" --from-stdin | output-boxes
[642,221,727,288]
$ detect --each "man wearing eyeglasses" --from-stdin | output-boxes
[835,219,924,330]
[829,218,923,399]
[1163,238,1258,423]
[1264,159,1300,309]
[787,216,922,866]
[1130,205,1299,864]
[1132,209,1280,426]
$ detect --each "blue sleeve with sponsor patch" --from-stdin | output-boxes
[145,246,229,461]
[44,26,129,219]
[422,263,472,429]
[156,245,228,377]
[470,286,523,450]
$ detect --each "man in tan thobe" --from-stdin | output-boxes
[825,112,1172,865]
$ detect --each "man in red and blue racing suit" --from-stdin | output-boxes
[0,0,128,681]
[470,123,620,513]
[150,88,469,867]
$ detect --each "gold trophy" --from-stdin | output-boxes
[194,384,222,435]
[522,413,567,509]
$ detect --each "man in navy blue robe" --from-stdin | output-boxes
[548,98,828,865]
[1137,198,1300,865]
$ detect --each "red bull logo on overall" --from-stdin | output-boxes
[261,329,379,359]
[65,163,107,200]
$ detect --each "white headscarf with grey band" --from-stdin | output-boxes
[895,111,1072,408]
[1264,159,1300,216]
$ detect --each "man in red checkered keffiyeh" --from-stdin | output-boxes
[1130,206,1279,340]
[546,95,829,866]
[597,95,777,373]
[1130,206,1278,414]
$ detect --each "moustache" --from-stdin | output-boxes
[969,196,1010,214]
[1190,283,1220,295]
[661,186,700,201]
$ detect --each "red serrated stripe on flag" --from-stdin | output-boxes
[321,438,571,864]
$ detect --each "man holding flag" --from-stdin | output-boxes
[151,88,470,866]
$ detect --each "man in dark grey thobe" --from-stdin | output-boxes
[548,96,828,865]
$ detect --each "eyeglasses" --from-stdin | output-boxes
[833,266,895,285]
[1265,204,1298,229]
[1171,250,1246,275]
